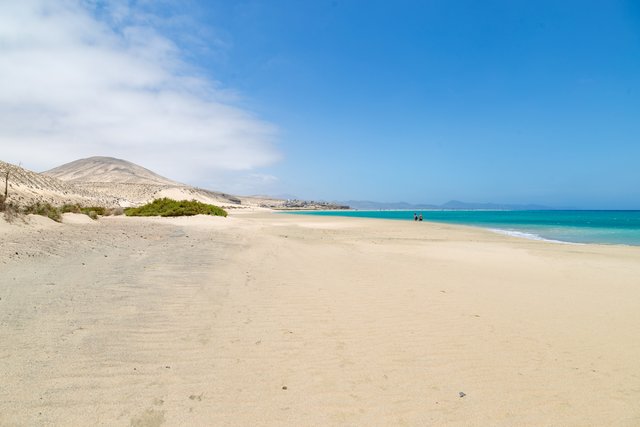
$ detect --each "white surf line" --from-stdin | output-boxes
[487,228,581,245]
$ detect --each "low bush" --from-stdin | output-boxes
[124,198,227,218]
[2,202,19,222]
[61,204,81,214]
[81,206,106,216]
[104,207,124,216]
[18,203,114,222]
[61,204,106,217]
[23,202,62,222]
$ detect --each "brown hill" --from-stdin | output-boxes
[44,156,180,186]
[43,156,278,208]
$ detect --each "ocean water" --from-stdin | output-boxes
[287,210,640,246]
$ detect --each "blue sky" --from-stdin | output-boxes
[2,1,639,208]
[176,0,640,208]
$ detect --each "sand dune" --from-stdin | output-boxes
[1,212,639,426]
[0,160,122,207]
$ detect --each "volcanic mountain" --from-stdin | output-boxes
[44,156,180,186]
[41,156,249,207]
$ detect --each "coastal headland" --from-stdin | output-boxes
[2,210,639,426]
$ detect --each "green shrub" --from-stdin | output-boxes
[22,203,111,222]
[23,202,62,222]
[81,206,105,216]
[61,204,81,214]
[61,204,108,219]
[124,198,227,218]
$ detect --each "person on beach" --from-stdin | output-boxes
[414,212,418,221]
[419,213,423,221]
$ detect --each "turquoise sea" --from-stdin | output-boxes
[287,210,640,246]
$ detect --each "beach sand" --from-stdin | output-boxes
[1,211,639,426]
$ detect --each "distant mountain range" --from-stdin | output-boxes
[342,199,556,210]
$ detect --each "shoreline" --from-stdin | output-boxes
[2,211,640,425]
[282,209,640,247]
[487,227,579,245]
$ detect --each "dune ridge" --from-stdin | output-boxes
[0,160,122,207]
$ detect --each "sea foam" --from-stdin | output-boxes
[488,228,577,244]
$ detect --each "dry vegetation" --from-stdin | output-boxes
[0,167,9,210]
[124,198,227,217]
[0,166,121,222]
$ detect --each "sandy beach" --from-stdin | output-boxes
[1,211,640,426]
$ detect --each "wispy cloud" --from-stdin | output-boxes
[205,172,280,196]
[0,0,280,185]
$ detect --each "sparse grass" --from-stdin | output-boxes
[84,206,106,216]
[0,165,120,222]
[11,203,117,222]
[2,202,19,222]
[61,204,107,216]
[105,207,124,216]
[2,168,9,209]
[124,198,227,218]
[60,204,82,214]
[23,202,62,222]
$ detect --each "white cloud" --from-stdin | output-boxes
[0,0,280,186]
[201,171,280,196]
